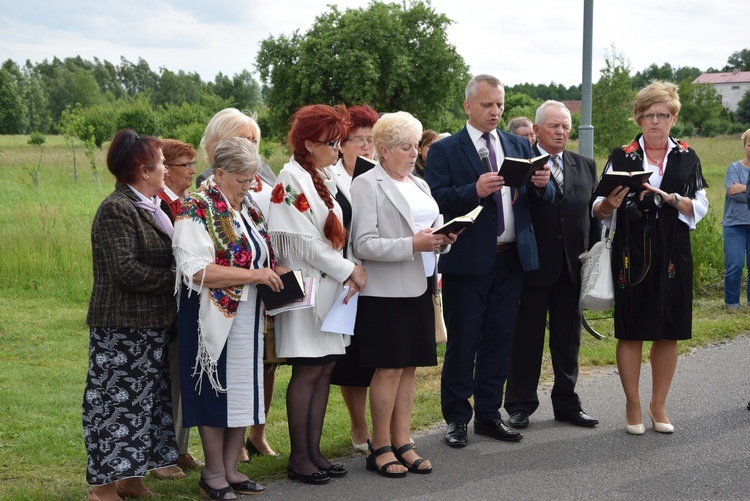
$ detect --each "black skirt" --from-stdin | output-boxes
[356,279,438,369]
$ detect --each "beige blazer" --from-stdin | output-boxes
[350,162,447,298]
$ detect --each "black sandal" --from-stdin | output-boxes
[393,443,432,474]
[365,440,407,478]
[198,475,235,500]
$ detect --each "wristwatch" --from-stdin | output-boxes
[670,193,682,206]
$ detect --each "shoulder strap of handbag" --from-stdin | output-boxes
[621,213,651,286]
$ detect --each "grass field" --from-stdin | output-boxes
[0,134,748,500]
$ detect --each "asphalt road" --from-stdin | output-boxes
[256,335,750,501]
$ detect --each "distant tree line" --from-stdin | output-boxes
[0,0,748,155]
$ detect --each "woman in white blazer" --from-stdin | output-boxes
[351,111,457,478]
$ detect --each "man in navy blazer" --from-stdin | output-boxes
[504,100,600,430]
[426,74,555,447]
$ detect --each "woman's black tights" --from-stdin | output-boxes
[286,361,336,475]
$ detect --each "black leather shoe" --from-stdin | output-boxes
[444,421,468,447]
[508,411,530,429]
[554,411,599,427]
[474,419,523,442]
[229,478,266,495]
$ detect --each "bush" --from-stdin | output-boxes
[117,99,160,136]
[699,119,731,138]
[692,210,724,293]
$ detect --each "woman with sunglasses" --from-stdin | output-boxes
[268,104,367,485]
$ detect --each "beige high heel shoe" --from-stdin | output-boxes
[626,422,646,435]
[647,405,674,434]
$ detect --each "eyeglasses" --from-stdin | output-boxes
[641,113,671,122]
[346,136,374,147]
[166,161,197,169]
[318,140,341,149]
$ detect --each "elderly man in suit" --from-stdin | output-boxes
[426,74,555,447]
[504,100,600,429]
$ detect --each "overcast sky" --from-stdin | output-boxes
[1,0,745,88]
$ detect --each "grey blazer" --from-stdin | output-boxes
[350,163,446,298]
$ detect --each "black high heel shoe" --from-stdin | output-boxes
[365,440,407,478]
[198,474,235,500]
[286,463,331,485]
[393,442,432,474]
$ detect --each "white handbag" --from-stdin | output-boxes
[579,210,616,311]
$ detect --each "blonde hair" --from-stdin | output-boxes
[633,81,681,126]
[201,108,261,165]
[372,111,422,157]
[741,128,750,145]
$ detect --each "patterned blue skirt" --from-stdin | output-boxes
[82,326,178,485]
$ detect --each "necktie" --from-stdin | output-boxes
[481,132,505,236]
[133,197,174,239]
[550,154,564,193]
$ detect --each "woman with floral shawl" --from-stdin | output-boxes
[592,82,708,436]
[268,104,367,485]
[173,137,282,500]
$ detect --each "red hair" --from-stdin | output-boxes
[348,104,379,130]
[288,104,350,250]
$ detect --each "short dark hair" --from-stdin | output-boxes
[107,129,162,186]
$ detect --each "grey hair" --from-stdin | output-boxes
[535,100,571,125]
[212,137,261,176]
[508,117,533,134]
[372,111,423,154]
[465,74,503,101]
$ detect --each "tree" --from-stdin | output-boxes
[256,1,469,137]
[734,88,750,125]
[152,68,203,107]
[722,49,750,71]
[678,81,725,133]
[592,46,639,157]
[0,62,28,133]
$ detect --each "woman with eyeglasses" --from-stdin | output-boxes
[329,103,379,453]
[267,104,367,485]
[198,108,282,462]
[150,139,203,481]
[591,81,709,436]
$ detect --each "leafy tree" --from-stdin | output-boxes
[0,62,28,133]
[737,88,750,125]
[117,98,160,136]
[79,102,118,148]
[27,132,46,187]
[256,1,469,137]
[58,105,97,180]
[678,81,725,133]
[674,66,702,84]
[153,68,203,107]
[722,49,750,71]
[21,61,52,134]
[45,65,103,124]
[118,57,158,96]
[592,47,639,157]
[92,57,125,100]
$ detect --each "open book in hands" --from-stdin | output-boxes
[593,170,653,197]
[498,154,550,188]
[432,205,483,235]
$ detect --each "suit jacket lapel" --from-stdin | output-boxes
[120,185,165,234]
[459,127,486,179]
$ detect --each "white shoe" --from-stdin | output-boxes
[626,423,646,435]
[350,431,369,453]
[647,406,674,434]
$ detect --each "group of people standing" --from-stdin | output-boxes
[82,70,722,500]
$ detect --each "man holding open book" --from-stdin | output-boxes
[504,100,600,430]
[425,74,554,448]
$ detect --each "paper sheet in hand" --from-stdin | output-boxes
[321,286,359,335]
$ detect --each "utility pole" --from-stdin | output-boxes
[579,0,594,158]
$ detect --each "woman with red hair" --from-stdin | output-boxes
[268,104,367,485]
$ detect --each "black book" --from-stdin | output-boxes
[432,205,483,235]
[498,154,550,188]
[352,155,376,179]
[256,270,305,310]
[593,171,653,197]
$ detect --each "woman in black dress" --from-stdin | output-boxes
[592,81,708,435]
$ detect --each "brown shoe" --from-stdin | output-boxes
[177,453,204,470]
[149,465,186,480]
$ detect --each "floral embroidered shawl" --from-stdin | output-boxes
[173,177,274,393]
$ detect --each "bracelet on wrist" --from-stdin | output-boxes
[599,204,612,218]
[669,193,682,206]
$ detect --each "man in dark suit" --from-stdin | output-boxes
[426,74,555,447]
[504,100,600,429]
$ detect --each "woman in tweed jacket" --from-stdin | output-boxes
[83,129,178,501]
